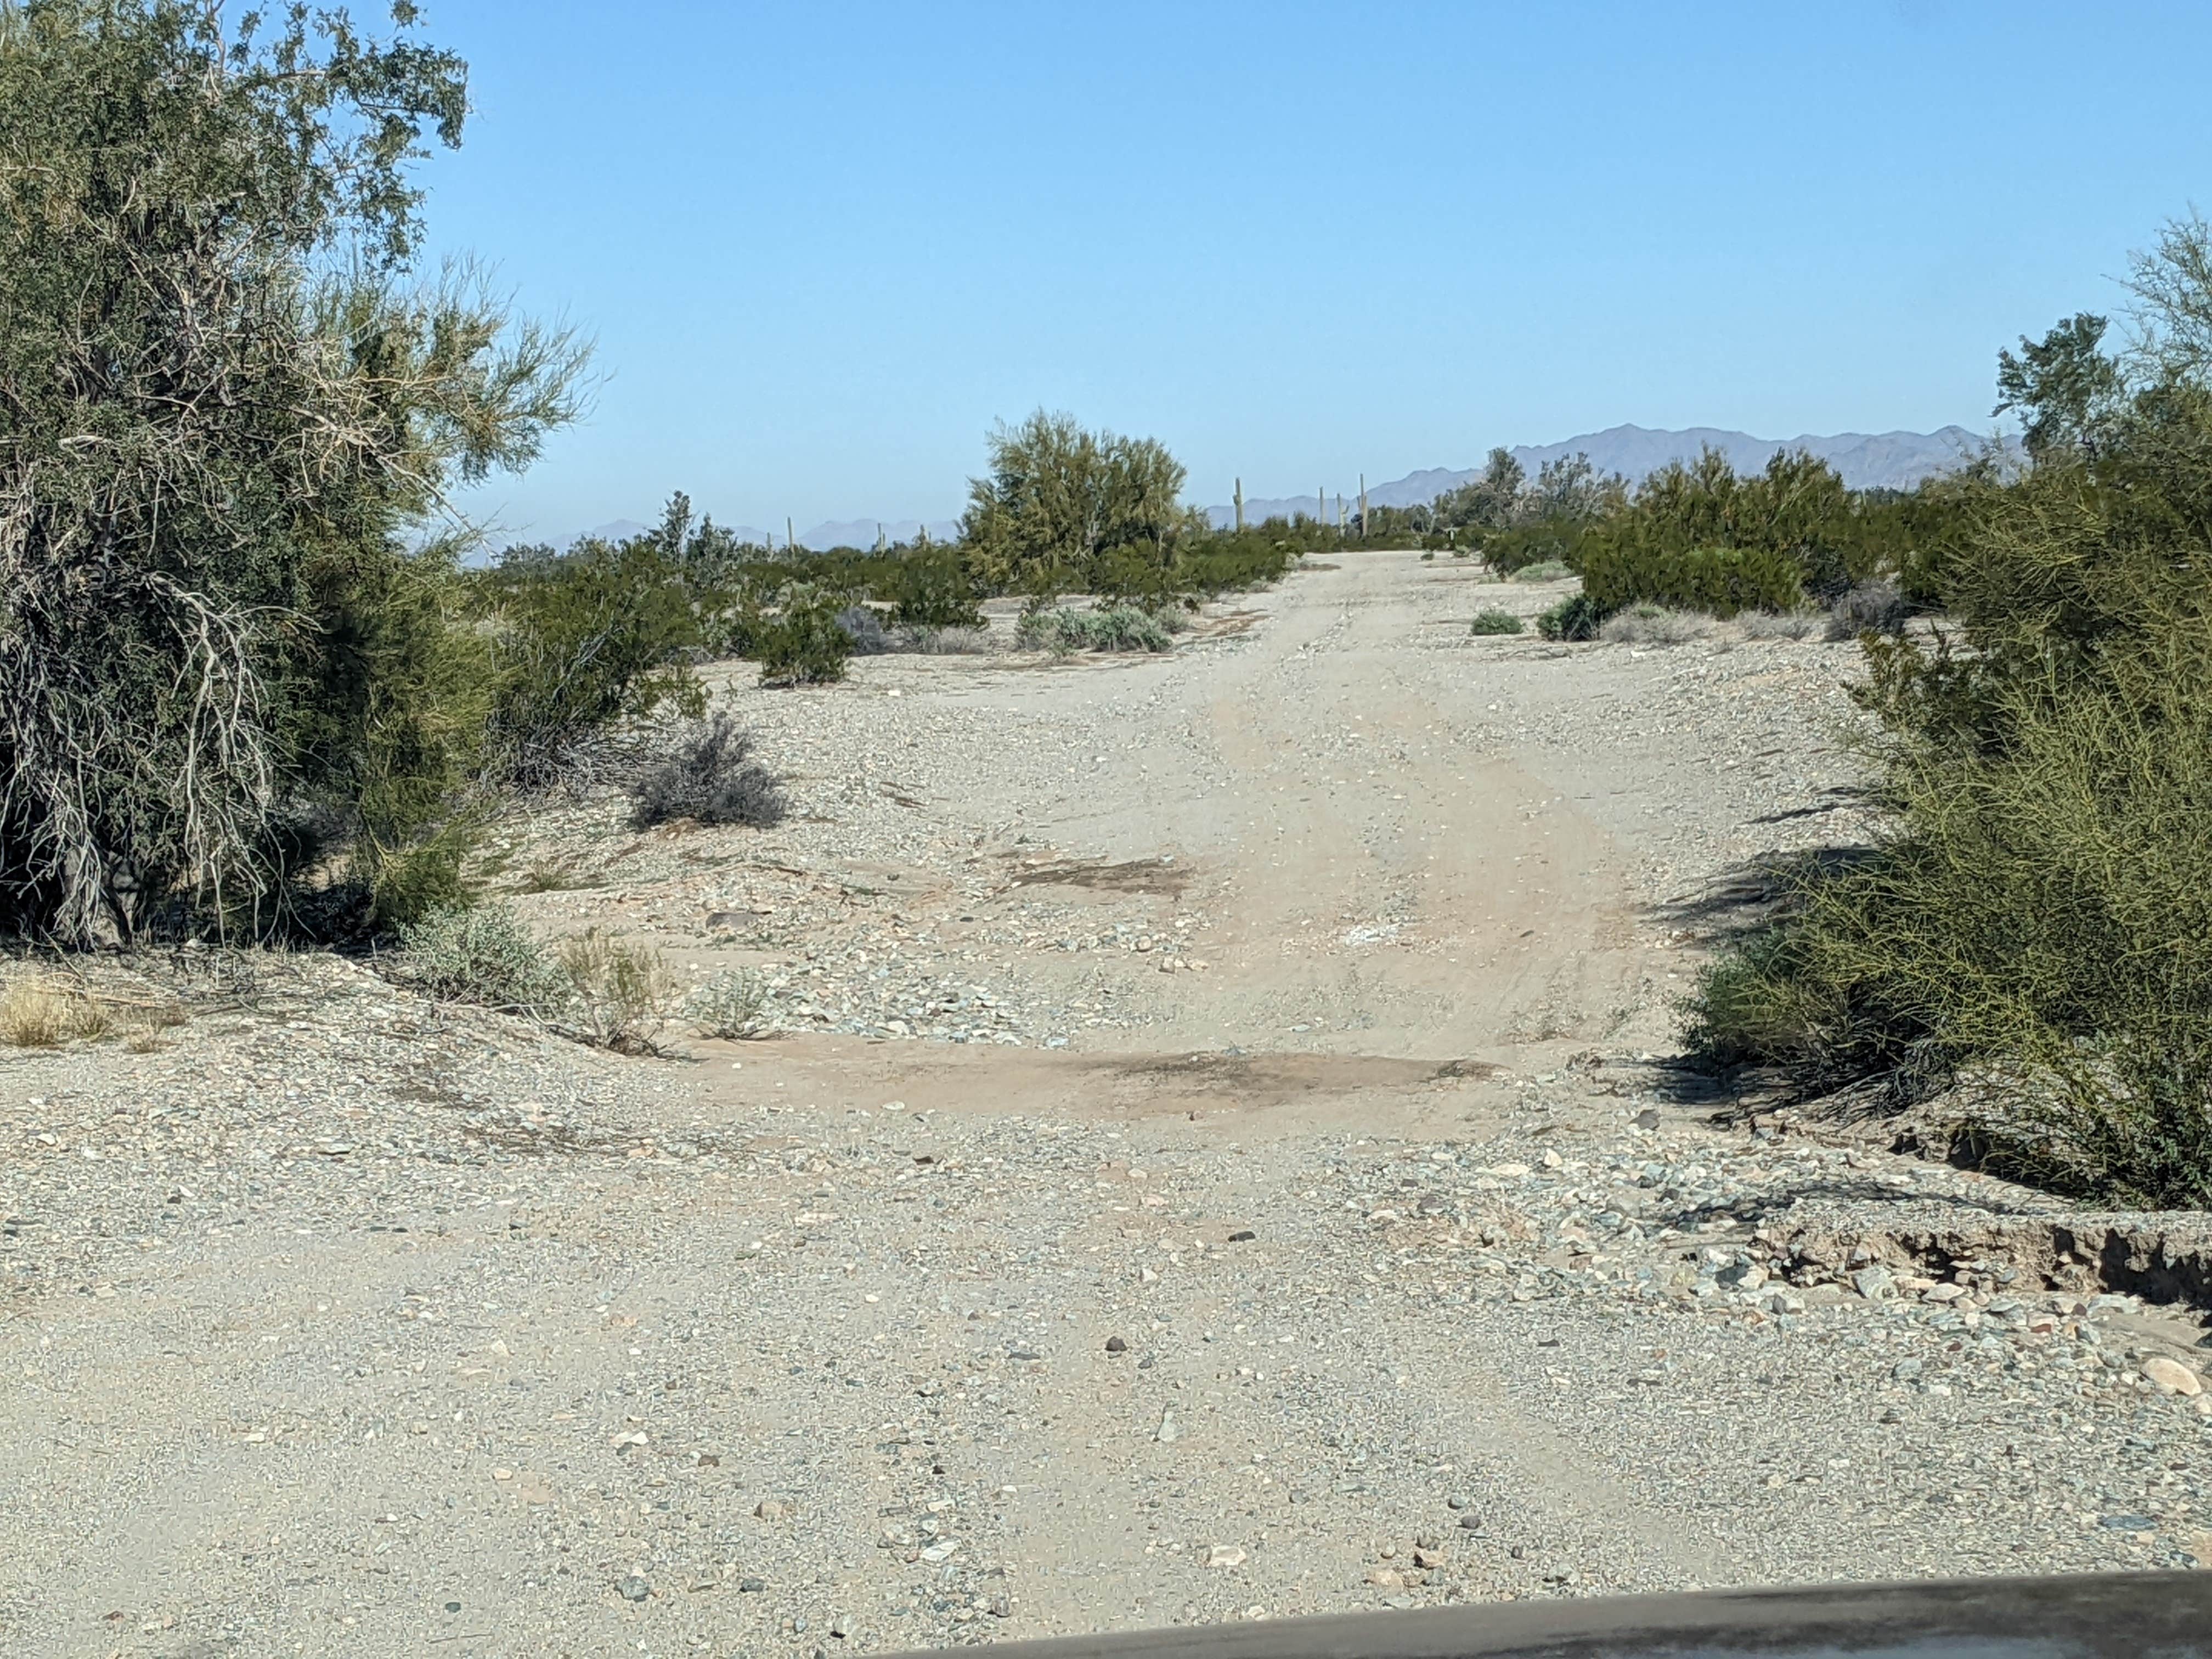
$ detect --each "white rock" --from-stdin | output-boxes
[2145,1357,2204,1397]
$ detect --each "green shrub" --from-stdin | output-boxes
[1689,218,2212,1205]
[1016,606,1173,653]
[481,534,706,786]
[888,550,986,630]
[394,905,570,1016]
[1469,609,1525,635]
[754,584,853,686]
[1579,540,1803,618]
[1509,558,1575,583]
[1536,595,1606,641]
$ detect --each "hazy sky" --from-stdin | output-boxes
[417,1,2212,538]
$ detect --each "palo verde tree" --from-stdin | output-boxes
[960,410,1190,601]
[0,0,585,942]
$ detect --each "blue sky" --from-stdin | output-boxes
[417,1,2212,539]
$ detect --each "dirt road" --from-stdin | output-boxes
[6,552,2209,1658]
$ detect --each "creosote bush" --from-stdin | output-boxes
[1536,595,1606,641]
[754,585,853,686]
[1469,608,1525,636]
[629,714,788,830]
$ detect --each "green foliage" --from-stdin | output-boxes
[481,529,706,785]
[1016,606,1174,653]
[1579,541,1804,618]
[1508,558,1577,583]
[394,904,569,1016]
[753,584,853,686]
[888,548,986,630]
[1536,595,1605,641]
[0,1,585,944]
[1469,608,1525,635]
[962,410,1191,601]
[1689,215,2212,1205]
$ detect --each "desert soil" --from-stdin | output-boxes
[7,551,2212,1659]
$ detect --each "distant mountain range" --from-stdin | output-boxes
[1205,423,1996,527]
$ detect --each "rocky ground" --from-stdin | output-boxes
[5,552,2210,1659]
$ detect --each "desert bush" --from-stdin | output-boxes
[1825,579,1910,640]
[888,550,986,630]
[1736,608,1821,641]
[962,411,1189,600]
[899,625,996,654]
[1016,606,1174,653]
[835,605,893,654]
[1579,540,1804,618]
[754,585,854,686]
[1469,609,1525,635]
[558,929,673,1052]
[0,1,584,945]
[1509,559,1576,583]
[1689,216,2212,1205]
[482,532,707,787]
[1536,595,1606,641]
[1598,605,1718,646]
[688,969,774,1039]
[630,714,788,829]
[394,905,570,1015]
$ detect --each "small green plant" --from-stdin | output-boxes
[1536,594,1607,641]
[394,905,571,1016]
[558,929,674,1052]
[1469,608,1524,636]
[687,969,774,1039]
[1510,558,1575,583]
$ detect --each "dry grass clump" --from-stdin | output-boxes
[902,625,995,654]
[0,971,183,1048]
[1597,603,1718,646]
[559,929,674,1052]
[1735,608,1822,641]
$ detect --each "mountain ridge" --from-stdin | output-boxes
[1205,422,1996,527]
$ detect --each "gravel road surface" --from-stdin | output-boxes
[6,552,2210,1659]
